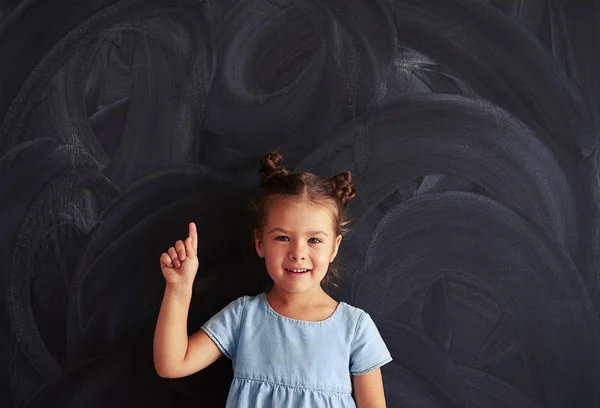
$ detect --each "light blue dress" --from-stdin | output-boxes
[201,292,392,407]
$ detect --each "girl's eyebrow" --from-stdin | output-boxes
[269,227,329,237]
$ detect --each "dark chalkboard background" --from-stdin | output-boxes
[1,0,599,407]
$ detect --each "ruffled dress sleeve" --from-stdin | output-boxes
[349,311,393,375]
[201,296,247,360]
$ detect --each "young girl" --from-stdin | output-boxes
[153,151,392,407]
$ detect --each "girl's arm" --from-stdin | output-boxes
[352,368,387,408]
[153,222,223,378]
[153,282,223,378]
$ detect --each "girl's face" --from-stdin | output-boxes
[254,198,342,296]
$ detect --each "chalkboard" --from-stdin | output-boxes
[0,0,599,407]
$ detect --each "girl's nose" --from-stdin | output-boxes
[289,244,307,260]
[290,253,306,260]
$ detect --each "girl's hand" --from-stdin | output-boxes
[160,222,199,286]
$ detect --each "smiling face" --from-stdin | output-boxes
[254,198,343,296]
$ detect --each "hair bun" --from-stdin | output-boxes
[259,150,290,186]
[331,171,357,206]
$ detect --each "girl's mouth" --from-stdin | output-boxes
[285,268,311,274]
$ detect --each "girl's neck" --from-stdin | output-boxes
[266,285,339,322]
[267,285,330,308]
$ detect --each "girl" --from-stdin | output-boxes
[153,151,392,407]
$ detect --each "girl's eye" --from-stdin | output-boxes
[275,236,321,243]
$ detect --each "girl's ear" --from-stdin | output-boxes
[254,228,265,258]
[329,234,343,263]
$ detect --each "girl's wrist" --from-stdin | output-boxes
[165,281,194,297]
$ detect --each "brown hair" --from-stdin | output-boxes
[252,149,357,290]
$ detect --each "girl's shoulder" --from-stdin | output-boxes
[337,300,370,321]
[337,301,364,315]
[335,302,386,340]
[224,292,267,314]
[224,293,261,310]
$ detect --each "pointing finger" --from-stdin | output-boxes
[185,236,195,257]
[189,222,198,252]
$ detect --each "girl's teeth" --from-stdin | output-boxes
[287,268,309,273]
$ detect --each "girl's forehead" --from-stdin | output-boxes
[265,199,336,224]
[268,198,333,213]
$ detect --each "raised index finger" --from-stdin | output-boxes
[189,222,198,251]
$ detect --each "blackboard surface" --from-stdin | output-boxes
[0,1,598,407]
